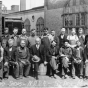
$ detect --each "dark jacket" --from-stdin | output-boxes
[30,44,46,63]
[84,46,88,61]
[10,34,20,47]
[59,46,72,59]
[84,35,88,45]
[47,46,59,62]
[73,46,84,61]
[3,46,17,63]
[53,36,59,47]
[41,36,51,50]
[58,34,67,48]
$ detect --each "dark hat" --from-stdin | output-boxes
[44,27,48,31]
[64,39,69,43]
[31,29,35,32]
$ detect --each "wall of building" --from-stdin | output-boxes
[4,10,44,31]
[45,8,63,35]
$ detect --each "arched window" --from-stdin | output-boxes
[24,18,31,35]
[36,17,44,37]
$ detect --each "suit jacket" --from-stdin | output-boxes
[73,46,84,61]
[84,35,88,45]
[3,46,17,63]
[47,46,59,62]
[10,34,20,47]
[58,34,67,48]
[53,36,59,47]
[59,46,72,59]
[84,46,88,61]
[41,36,51,50]
[30,44,46,63]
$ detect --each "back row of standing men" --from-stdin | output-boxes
[0,27,88,81]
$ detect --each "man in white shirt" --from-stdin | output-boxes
[67,28,79,48]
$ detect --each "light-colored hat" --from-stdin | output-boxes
[32,55,40,62]
[61,28,65,32]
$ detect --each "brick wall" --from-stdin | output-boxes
[45,8,63,35]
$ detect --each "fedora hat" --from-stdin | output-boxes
[32,55,40,62]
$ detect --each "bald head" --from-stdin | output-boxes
[22,28,26,35]
[35,37,41,45]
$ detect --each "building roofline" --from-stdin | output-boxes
[3,6,44,16]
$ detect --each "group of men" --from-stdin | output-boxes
[0,27,88,81]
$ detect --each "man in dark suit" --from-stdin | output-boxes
[3,39,19,79]
[47,40,59,78]
[30,37,46,80]
[58,28,67,48]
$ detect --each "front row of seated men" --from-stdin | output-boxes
[0,37,88,81]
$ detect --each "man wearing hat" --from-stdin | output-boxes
[58,28,67,48]
[30,37,46,80]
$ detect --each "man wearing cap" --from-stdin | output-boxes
[10,27,19,47]
[58,28,67,48]
[3,39,19,79]
[30,37,46,80]
[16,40,31,78]
[19,28,29,47]
[67,28,79,48]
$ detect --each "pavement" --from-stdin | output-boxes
[0,75,88,88]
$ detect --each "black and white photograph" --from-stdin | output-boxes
[0,0,88,88]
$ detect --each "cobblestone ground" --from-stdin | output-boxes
[0,75,88,88]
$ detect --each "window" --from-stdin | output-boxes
[36,17,44,37]
[76,14,80,26]
[24,18,31,35]
[64,15,69,26]
[81,13,85,25]
[64,15,73,27]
